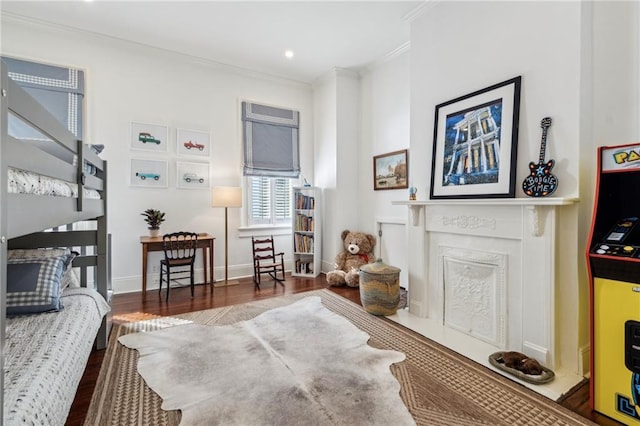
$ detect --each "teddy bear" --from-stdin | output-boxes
[326,229,376,288]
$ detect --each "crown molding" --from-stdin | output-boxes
[2,12,312,90]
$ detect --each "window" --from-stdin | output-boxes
[247,176,292,226]
[2,56,84,139]
[242,101,299,228]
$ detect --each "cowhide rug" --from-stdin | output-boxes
[118,296,414,425]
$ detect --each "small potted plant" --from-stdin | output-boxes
[141,209,165,237]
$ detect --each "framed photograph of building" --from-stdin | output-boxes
[177,128,210,157]
[373,149,408,190]
[130,122,168,153]
[130,158,168,188]
[176,161,209,189]
[430,76,521,199]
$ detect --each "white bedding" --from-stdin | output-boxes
[3,287,110,425]
[8,167,101,199]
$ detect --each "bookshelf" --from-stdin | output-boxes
[292,186,321,277]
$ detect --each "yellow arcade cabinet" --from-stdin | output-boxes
[587,142,640,424]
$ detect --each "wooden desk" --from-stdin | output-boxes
[140,233,215,294]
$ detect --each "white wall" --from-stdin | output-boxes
[2,16,314,293]
[313,69,362,272]
[408,0,640,375]
[359,51,411,286]
[411,1,584,373]
[312,72,337,270]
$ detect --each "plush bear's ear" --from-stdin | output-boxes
[367,234,376,248]
[341,230,350,241]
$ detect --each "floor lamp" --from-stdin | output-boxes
[211,186,242,285]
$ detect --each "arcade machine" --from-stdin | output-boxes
[587,142,640,425]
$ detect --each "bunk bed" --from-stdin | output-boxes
[0,62,111,424]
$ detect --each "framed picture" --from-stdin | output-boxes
[130,122,168,152]
[373,149,409,190]
[430,76,521,199]
[130,158,168,188]
[177,128,210,157]
[176,161,210,189]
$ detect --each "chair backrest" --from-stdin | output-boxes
[252,236,277,261]
[162,232,198,261]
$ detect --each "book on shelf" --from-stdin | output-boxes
[295,213,314,232]
[294,258,314,274]
[292,187,320,277]
[294,234,314,253]
[295,192,315,210]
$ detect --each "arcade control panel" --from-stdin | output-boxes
[591,217,640,258]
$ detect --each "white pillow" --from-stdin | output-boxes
[65,267,82,288]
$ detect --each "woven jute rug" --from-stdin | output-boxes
[85,290,596,426]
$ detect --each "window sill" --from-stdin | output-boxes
[238,225,292,238]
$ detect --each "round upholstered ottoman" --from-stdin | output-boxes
[359,259,401,316]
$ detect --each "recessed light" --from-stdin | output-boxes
[284,50,294,59]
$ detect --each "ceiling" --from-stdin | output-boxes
[1,1,426,83]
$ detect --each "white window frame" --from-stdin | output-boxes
[239,176,293,237]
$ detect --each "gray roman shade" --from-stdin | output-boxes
[242,101,300,178]
[2,56,84,139]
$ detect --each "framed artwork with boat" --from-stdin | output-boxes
[373,149,408,191]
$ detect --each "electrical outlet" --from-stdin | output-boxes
[151,265,159,273]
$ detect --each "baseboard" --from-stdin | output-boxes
[408,300,425,317]
[321,260,334,274]
[523,341,550,367]
[214,279,241,287]
[112,263,324,294]
[112,266,245,294]
[579,344,591,377]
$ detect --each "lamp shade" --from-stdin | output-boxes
[211,186,242,208]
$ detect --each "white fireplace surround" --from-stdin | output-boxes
[392,198,579,399]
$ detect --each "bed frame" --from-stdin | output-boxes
[0,62,111,420]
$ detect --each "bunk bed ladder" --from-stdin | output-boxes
[0,59,9,426]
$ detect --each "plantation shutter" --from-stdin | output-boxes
[242,101,300,178]
[273,178,291,222]
[3,56,84,139]
[249,176,271,223]
[248,176,292,224]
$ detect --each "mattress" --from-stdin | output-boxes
[3,287,110,425]
[8,167,101,199]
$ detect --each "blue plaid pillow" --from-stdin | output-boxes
[7,256,67,315]
[8,248,77,289]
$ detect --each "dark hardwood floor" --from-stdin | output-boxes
[66,275,620,425]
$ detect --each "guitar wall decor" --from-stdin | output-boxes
[522,117,558,197]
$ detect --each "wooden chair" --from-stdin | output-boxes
[159,232,198,302]
[252,235,285,288]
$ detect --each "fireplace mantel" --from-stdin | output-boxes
[393,197,578,236]
[392,196,580,383]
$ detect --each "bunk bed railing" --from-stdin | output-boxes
[6,76,78,160]
[5,71,107,239]
[6,196,103,240]
[0,59,8,426]
[6,73,105,192]
[1,61,111,423]
[7,225,112,348]
[6,134,76,182]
